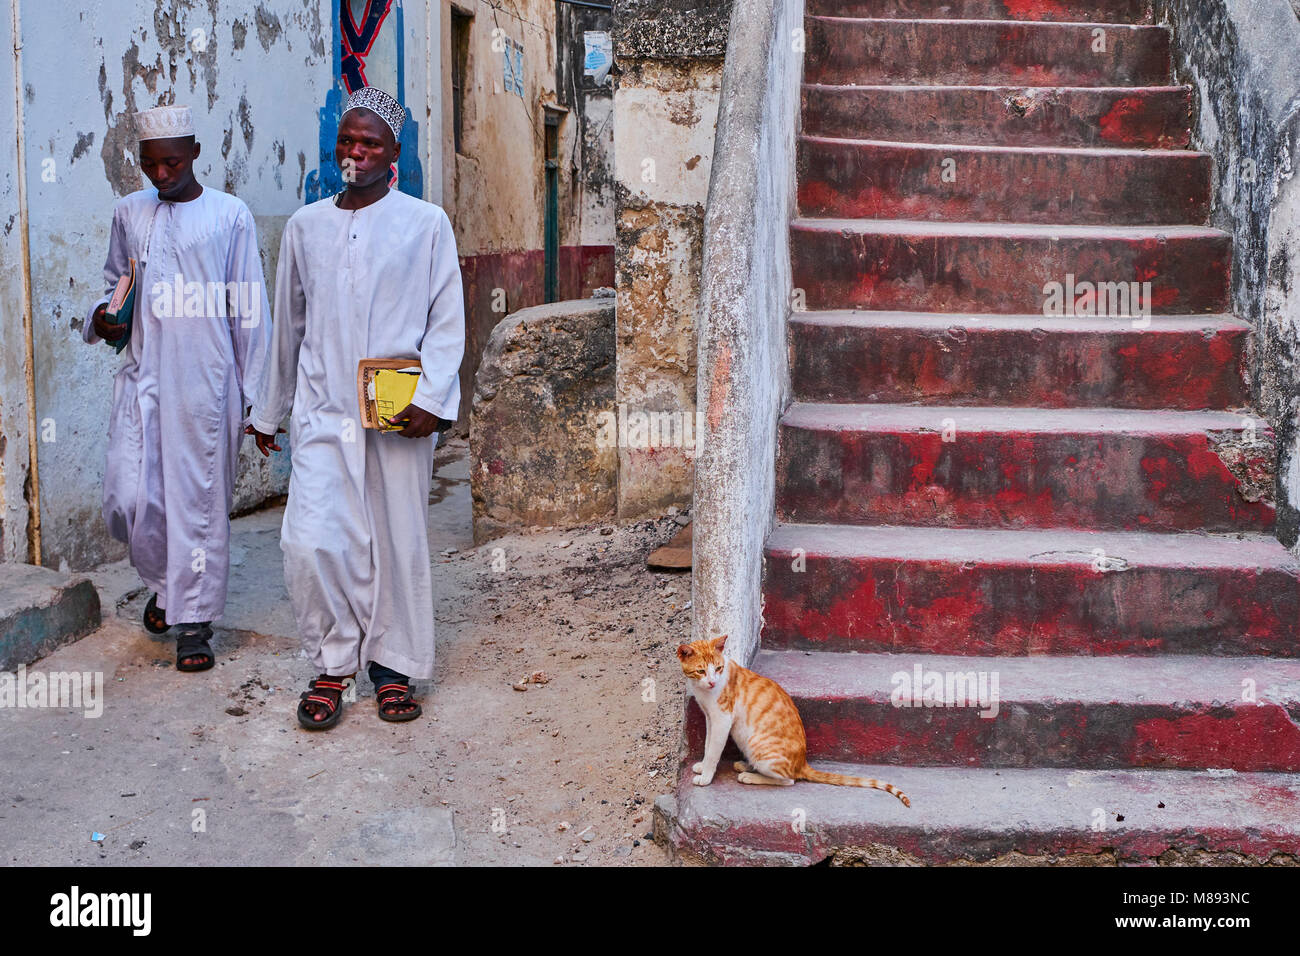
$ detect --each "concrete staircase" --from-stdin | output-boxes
[657,0,1300,864]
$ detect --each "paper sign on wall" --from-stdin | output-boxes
[583,31,612,85]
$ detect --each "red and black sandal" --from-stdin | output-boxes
[296,675,352,731]
[175,623,215,672]
[376,682,423,723]
[144,593,170,634]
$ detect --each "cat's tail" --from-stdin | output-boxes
[800,766,911,806]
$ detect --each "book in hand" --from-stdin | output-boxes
[103,258,136,354]
[357,359,423,432]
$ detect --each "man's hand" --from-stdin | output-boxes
[386,403,447,439]
[244,424,285,456]
[91,303,126,343]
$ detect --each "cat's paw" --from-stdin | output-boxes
[692,772,714,786]
[692,761,705,774]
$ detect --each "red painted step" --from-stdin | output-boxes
[790,218,1231,314]
[797,137,1211,225]
[657,763,1300,866]
[788,312,1248,409]
[775,403,1275,533]
[805,0,1156,22]
[726,650,1300,771]
[803,84,1192,148]
[761,523,1300,656]
[805,17,1171,87]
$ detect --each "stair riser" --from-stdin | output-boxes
[790,225,1231,314]
[805,0,1156,22]
[797,139,1211,225]
[761,553,1300,655]
[789,320,1248,408]
[683,698,1300,771]
[805,19,1170,87]
[803,86,1192,148]
[775,425,1275,532]
[801,701,1300,770]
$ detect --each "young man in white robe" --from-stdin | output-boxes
[248,87,465,729]
[86,104,271,672]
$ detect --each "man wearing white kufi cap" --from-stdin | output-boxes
[85,103,272,673]
[249,87,465,729]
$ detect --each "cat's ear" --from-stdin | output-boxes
[676,644,693,661]
[710,635,728,654]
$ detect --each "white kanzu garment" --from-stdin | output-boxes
[84,186,271,626]
[250,189,465,679]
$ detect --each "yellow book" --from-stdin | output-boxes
[357,359,422,431]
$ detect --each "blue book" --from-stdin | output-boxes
[104,258,136,354]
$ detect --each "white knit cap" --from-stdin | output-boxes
[135,105,195,141]
[341,86,405,142]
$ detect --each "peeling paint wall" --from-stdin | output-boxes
[442,0,616,426]
[1,0,443,571]
[1160,0,1300,550]
[612,0,731,518]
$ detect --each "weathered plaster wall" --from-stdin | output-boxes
[1159,0,1300,549]
[4,0,442,572]
[441,0,615,425]
[691,0,802,664]
[611,0,731,519]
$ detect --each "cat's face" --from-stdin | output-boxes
[677,635,728,691]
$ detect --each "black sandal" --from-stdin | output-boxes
[376,682,423,723]
[175,623,214,672]
[144,593,170,634]
[297,675,352,731]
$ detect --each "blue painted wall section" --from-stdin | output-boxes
[306,0,423,202]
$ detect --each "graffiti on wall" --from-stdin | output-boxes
[306,0,423,202]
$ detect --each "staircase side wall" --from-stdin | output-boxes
[1161,0,1300,549]
[692,0,803,664]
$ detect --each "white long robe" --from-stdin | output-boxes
[250,189,465,679]
[85,187,271,626]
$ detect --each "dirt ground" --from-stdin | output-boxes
[416,440,693,865]
[0,437,694,866]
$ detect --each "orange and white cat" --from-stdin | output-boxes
[677,635,910,806]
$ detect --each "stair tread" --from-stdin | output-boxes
[781,401,1258,433]
[791,216,1227,239]
[808,14,1163,24]
[805,81,1189,91]
[765,521,1298,568]
[790,310,1249,331]
[662,762,1300,863]
[751,647,1300,704]
[800,133,1209,159]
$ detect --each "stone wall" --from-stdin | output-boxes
[1159,0,1300,549]
[470,294,617,542]
[611,0,732,518]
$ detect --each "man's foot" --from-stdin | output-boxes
[375,682,423,723]
[297,674,354,730]
[175,623,214,672]
[144,593,170,634]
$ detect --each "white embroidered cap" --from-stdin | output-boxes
[341,86,405,142]
[135,105,196,141]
